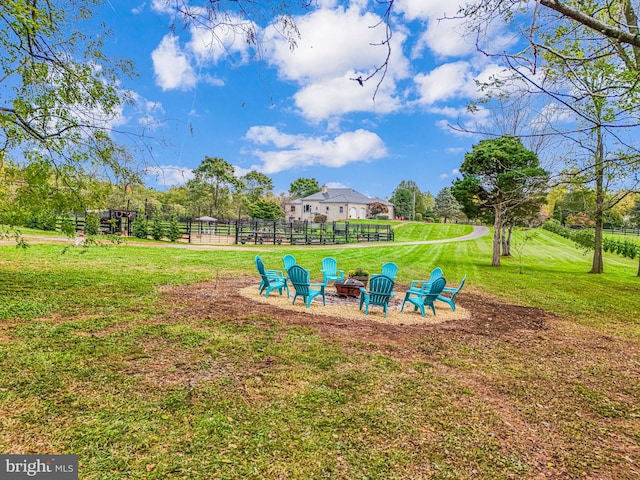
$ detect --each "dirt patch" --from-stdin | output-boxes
[159,275,554,351]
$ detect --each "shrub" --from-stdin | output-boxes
[313,214,327,223]
[167,217,182,242]
[414,213,423,221]
[573,229,595,251]
[151,217,165,241]
[26,210,57,231]
[131,217,148,239]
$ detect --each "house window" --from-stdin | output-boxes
[290,205,295,212]
[325,206,329,214]
[339,206,343,213]
[303,204,311,213]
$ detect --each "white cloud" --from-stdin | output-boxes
[393,0,475,57]
[187,16,255,65]
[244,126,387,174]
[262,3,410,121]
[145,165,194,187]
[266,5,400,82]
[440,168,461,180]
[414,61,476,105]
[136,97,165,130]
[151,34,197,91]
[132,2,146,15]
[150,0,174,15]
[293,72,400,122]
[414,61,507,106]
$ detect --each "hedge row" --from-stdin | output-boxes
[543,220,639,260]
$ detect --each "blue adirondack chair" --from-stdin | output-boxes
[321,257,344,285]
[380,262,399,280]
[401,277,446,317]
[254,255,286,293]
[436,275,466,312]
[283,254,297,272]
[288,265,326,308]
[359,274,395,317]
[371,262,399,296]
[255,255,289,298]
[404,267,443,296]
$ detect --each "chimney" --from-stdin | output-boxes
[322,184,328,194]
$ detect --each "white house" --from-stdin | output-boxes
[284,184,395,222]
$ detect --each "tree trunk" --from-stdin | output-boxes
[589,126,605,274]
[637,256,640,277]
[501,225,513,256]
[492,207,503,266]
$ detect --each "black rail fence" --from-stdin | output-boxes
[188,219,394,245]
[72,213,394,245]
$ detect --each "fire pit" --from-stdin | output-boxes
[334,278,365,297]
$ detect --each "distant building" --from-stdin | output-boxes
[284,184,394,222]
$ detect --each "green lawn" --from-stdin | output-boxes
[1,225,639,478]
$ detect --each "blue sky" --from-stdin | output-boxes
[96,0,510,199]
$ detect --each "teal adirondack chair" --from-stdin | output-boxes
[283,254,297,272]
[404,267,443,296]
[401,277,446,317]
[321,257,344,285]
[380,262,399,280]
[288,265,326,308]
[255,255,289,298]
[436,275,466,312]
[254,255,286,293]
[359,274,395,317]
[372,262,399,296]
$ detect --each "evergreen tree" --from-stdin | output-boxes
[151,217,165,241]
[433,188,462,223]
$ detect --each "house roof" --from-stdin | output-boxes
[291,188,393,205]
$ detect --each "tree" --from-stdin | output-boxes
[394,180,426,220]
[389,187,413,219]
[1,1,135,189]
[239,170,273,217]
[453,136,549,267]
[249,198,284,220]
[151,216,165,241]
[422,191,435,219]
[368,201,389,218]
[187,157,244,217]
[242,171,274,204]
[166,216,182,242]
[433,187,463,223]
[289,178,321,199]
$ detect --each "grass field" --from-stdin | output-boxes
[1,223,639,479]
